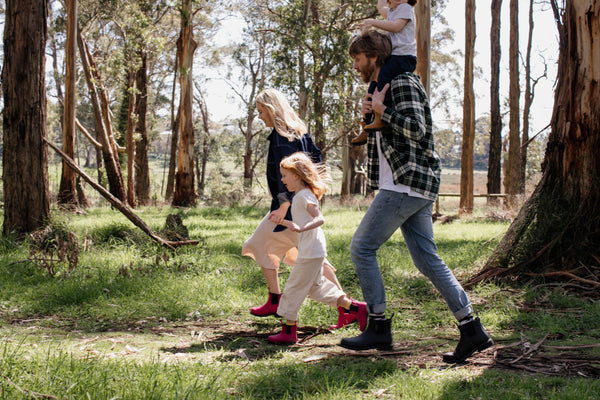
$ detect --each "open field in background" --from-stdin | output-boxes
[36,154,540,219]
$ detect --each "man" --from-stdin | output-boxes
[340,30,493,364]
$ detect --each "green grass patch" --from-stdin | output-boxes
[1,206,599,399]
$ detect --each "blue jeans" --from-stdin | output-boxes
[350,190,473,320]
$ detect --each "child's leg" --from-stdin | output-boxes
[308,277,368,331]
[364,55,417,131]
[276,257,326,322]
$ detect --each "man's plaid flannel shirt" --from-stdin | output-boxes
[366,72,441,201]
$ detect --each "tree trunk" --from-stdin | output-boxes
[2,0,50,236]
[467,0,600,288]
[57,0,77,206]
[77,27,127,202]
[504,0,521,206]
[414,0,431,95]
[487,0,503,206]
[459,0,476,215]
[134,50,151,206]
[172,0,197,207]
[196,89,211,197]
[125,70,137,207]
[519,0,535,192]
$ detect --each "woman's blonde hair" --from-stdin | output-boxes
[256,89,307,141]
[280,152,330,200]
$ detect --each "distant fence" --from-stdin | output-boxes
[435,193,507,214]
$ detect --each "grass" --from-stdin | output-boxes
[1,205,599,399]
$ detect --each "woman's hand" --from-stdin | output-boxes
[269,209,285,225]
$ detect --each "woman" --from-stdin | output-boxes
[242,89,357,330]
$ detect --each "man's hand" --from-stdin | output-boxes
[371,83,390,115]
[361,93,373,117]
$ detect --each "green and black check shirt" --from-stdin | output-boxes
[366,72,441,201]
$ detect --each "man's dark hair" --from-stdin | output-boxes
[409,0,418,6]
[348,30,392,67]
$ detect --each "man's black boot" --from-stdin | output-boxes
[339,316,392,351]
[442,317,493,363]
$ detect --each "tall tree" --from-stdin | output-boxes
[172,0,198,206]
[459,0,475,214]
[519,0,547,192]
[266,0,368,157]
[504,0,521,206]
[468,0,600,287]
[57,0,78,206]
[414,0,431,95]
[134,49,151,205]
[125,70,138,207]
[2,0,51,236]
[487,0,503,205]
[77,27,127,202]
[227,2,272,190]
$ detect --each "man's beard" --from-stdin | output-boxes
[360,61,376,83]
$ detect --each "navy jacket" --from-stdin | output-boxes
[266,128,322,231]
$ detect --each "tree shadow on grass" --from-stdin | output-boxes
[160,320,342,361]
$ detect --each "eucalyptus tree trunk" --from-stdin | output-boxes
[134,50,151,206]
[519,0,536,192]
[504,0,521,206]
[77,27,127,202]
[165,62,179,200]
[125,70,137,207]
[414,0,431,95]
[172,0,197,207]
[2,0,50,236]
[58,0,78,206]
[487,0,503,206]
[459,0,475,215]
[468,0,600,287]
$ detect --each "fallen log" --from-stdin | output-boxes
[44,137,200,249]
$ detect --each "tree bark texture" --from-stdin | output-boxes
[459,0,475,214]
[172,0,197,207]
[125,70,137,207]
[467,0,600,288]
[519,0,535,192]
[504,0,521,204]
[414,0,431,95]
[2,0,50,236]
[58,0,77,205]
[487,0,503,206]
[134,50,151,206]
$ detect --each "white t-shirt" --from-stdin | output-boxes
[376,132,427,199]
[291,189,327,258]
[388,3,417,57]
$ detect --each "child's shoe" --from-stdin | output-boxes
[351,123,369,146]
[347,300,368,331]
[250,292,280,317]
[363,113,386,131]
[330,306,358,330]
[268,322,297,344]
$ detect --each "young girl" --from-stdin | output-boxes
[353,0,418,144]
[243,89,357,330]
[266,152,367,344]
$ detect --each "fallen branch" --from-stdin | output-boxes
[44,138,199,249]
[525,271,600,287]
